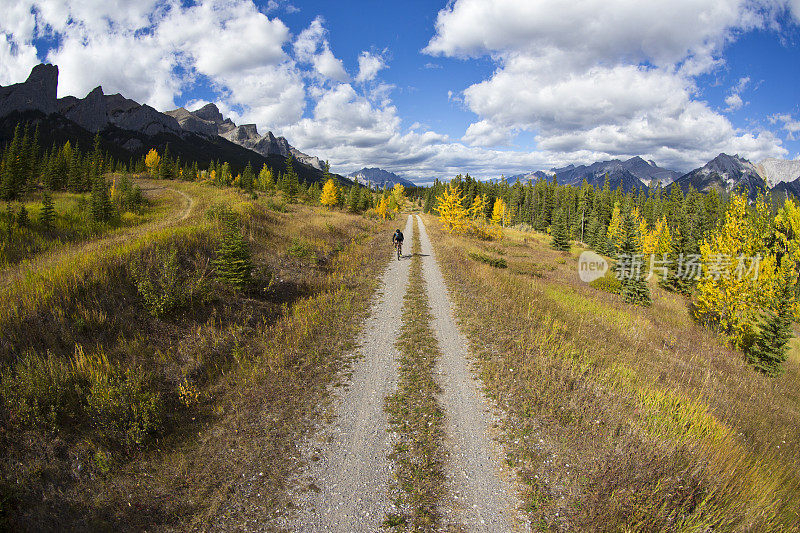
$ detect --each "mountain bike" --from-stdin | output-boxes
[395,240,402,260]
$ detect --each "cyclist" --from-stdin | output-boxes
[392,229,404,259]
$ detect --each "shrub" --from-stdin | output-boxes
[468,251,507,268]
[287,237,315,258]
[129,244,207,317]
[590,272,622,294]
[0,351,82,428]
[86,367,162,449]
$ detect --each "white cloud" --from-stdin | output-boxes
[771,113,800,140]
[425,0,791,170]
[355,51,385,83]
[462,119,512,147]
[293,16,349,82]
[725,93,744,111]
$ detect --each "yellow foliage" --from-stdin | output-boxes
[606,204,624,253]
[437,182,470,233]
[376,195,392,220]
[320,178,339,207]
[491,197,509,227]
[641,217,672,256]
[468,194,488,221]
[693,193,779,347]
[391,183,407,212]
[257,164,274,190]
[145,148,160,175]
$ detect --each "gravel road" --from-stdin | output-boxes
[295,215,414,532]
[416,214,522,532]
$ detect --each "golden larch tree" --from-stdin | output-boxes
[145,149,160,175]
[437,182,469,233]
[320,178,338,207]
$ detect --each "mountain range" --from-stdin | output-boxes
[346,168,416,188]
[0,64,340,184]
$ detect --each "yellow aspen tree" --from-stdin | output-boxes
[467,194,487,221]
[257,164,274,190]
[606,204,624,253]
[320,178,338,207]
[145,148,160,175]
[436,182,469,233]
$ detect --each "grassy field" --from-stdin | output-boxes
[424,215,800,531]
[0,178,392,530]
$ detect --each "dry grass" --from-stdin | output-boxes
[0,178,391,530]
[423,215,800,531]
[384,217,448,531]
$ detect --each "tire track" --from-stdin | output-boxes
[415,214,522,532]
[294,215,414,532]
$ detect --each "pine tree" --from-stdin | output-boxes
[241,161,255,192]
[17,204,30,227]
[40,189,56,230]
[617,212,651,306]
[284,156,299,202]
[347,182,360,212]
[90,175,113,223]
[747,267,796,376]
[550,208,571,251]
[214,213,252,290]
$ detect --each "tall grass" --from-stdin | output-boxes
[424,214,800,531]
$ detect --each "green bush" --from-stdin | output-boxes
[468,251,507,268]
[590,272,622,294]
[287,237,315,259]
[264,198,288,212]
[129,244,207,317]
[0,351,82,428]
[86,367,162,449]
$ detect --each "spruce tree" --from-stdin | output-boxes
[90,175,113,223]
[616,212,651,306]
[241,161,255,192]
[17,204,30,227]
[747,268,796,376]
[550,208,571,251]
[214,212,252,290]
[40,189,56,230]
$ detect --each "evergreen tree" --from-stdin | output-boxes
[40,189,56,230]
[241,161,255,192]
[17,204,30,227]
[550,208,571,251]
[747,268,796,376]
[347,181,360,212]
[616,212,651,306]
[284,156,299,202]
[90,175,113,223]
[214,213,252,290]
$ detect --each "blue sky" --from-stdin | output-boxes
[1,0,799,182]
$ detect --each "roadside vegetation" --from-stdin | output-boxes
[425,213,800,530]
[0,118,397,529]
[384,218,449,531]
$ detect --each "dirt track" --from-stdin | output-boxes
[293,213,523,531]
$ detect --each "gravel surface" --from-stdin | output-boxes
[293,215,414,532]
[416,215,523,532]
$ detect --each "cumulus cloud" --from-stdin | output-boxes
[355,51,386,83]
[294,16,349,82]
[426,0,792,170]
[771,113,800,140]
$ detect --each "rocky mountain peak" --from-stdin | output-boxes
[194,103,224,124]
[0,63,59,118]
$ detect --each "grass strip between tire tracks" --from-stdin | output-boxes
[384,216,449,531]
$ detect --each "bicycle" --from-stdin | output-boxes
[395,240,403,260]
